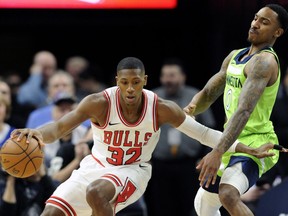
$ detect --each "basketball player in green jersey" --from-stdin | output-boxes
[184,4,288,216]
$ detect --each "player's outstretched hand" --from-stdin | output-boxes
[251,143,287,158]
[10,128,44,146]
[196,149,222,188]
[183,104,196,116]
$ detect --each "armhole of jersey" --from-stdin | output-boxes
[92,90,111,129]
[153,94,159,132]
[262,49,281,80]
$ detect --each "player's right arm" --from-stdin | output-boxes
[157,97,278,158]
[184,50,236,116]
[11,92,108,144]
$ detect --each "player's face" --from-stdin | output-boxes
[116,69,147,105]
[248,7,283,45]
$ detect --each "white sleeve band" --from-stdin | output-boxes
[176,115,238,152]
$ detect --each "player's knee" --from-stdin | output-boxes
[86,182,106,206]
[41,205,65,216]
[219,185,239,206]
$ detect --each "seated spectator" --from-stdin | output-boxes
[26,71,90,129]
[65,56,107,100]
[39,92,89,166]
[77,66,107,100]
[0,80,11,105]
[0,163,56,216]
[17,50,57,108]
[2,72,34,128]
[0,93,15,148]
[64,56,90,100]
[48,140,92,184]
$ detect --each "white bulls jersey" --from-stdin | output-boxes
[91,86,160,167]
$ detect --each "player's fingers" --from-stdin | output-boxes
[39,141,45,147]
[183,104,196,115]
[198,166,204,181]
[281,147,288,153]
[31,135,45,147]
[196,159,204,170]
[26,130,39,144]
[199,172,206,187]
[263,143,274,150]
[198,165,209,186]
[212,172,218,185]
[205,173,213,188]
[10,129,22,138]
[183,107,191,115]
[14,129,28,142]
[265,152,275,157]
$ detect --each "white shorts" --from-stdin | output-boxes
[220,162,250,195]
[46,154,152,216]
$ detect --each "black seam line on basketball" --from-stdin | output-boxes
[5,139,40,175]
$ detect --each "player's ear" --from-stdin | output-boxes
[274,28,284,38]
[115,76,119,85]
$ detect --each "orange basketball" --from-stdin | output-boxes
[0,136,44,178]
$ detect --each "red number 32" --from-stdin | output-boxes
[107,147,141,165]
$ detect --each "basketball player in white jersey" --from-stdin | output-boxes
[11,57,278,216]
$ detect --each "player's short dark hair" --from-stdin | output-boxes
[266,4,288,32]
[117,57,145,73]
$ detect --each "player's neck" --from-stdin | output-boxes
[249,43,272,55]
[119,97,144,122]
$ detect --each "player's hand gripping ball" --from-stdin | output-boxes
[0,136,44,178]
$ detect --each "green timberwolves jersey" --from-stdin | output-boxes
[220,47,280,176]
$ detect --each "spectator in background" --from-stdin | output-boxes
[17,50,57,108]
[144,58,216,216]
[0,163,56,216]
[2,71,34,128]
[3,71,21,97]
[65,55,107,100]
[65,56,89,83]
[48,141,91,184]
[77,66,107,100]
[0,80,11,105]
[0,94,15,148]
[35,91,88,167]
[26,71,89,129]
